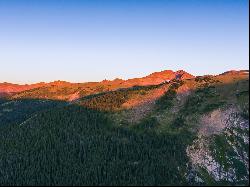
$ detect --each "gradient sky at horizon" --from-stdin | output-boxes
[0,0,249,84]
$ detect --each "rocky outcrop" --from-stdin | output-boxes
[186,107,249,184]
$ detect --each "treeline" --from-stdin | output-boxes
[79,85,159,111]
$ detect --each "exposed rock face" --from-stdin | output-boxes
[175,70,194,80]
[123,70,195,86]
[186,107,249,184]
[199,108,235,136]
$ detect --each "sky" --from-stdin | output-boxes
[0,0,249,84]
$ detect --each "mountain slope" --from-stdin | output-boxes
[0,70,248,185]
[0,105,192,185]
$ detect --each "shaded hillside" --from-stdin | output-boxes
[0,99,66,126]
[0,105,192,186]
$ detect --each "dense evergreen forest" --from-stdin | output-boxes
[0,105,193,186]
[0,99,66,126]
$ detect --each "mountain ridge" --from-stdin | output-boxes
[1,69,193,86]
[1,69,248,102]
[1,69,194,99]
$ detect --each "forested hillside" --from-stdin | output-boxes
[0,70,248,185]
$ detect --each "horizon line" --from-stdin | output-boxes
[1,69,249,85]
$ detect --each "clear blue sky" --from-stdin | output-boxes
[0,0,249,84]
